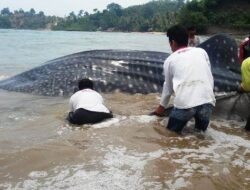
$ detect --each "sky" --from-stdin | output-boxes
[0,0,153,17]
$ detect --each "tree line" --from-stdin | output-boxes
[0,0,249,33]
[52,0,184,32]
[0,7,58,29]
[178,0,250,33]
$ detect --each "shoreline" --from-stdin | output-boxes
[0,27,247,35]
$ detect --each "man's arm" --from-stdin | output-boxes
[152,60,173,116]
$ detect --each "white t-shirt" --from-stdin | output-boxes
[160,47,216,109]
[69,89,110,113]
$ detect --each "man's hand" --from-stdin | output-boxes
[237,85,246,94]
[150,105,166,117]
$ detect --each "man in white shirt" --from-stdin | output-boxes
[68,78,113,125]
[152,25,215,134]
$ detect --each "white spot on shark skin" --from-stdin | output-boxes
[102,69,113,75]
[153,84,158,90]
[59,89,64,96]
[95,78,107,85]
[110,60,128,69]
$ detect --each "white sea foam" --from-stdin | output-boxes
[4,147,165,190]
[129,115,158,123]
[3,117,250,189]
[91,115,157,129]
[92,117,121,129]
[28,171,48,179]
[207,127,250,149]
[166,177,191,190]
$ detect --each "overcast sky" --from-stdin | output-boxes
[0,0,153,17]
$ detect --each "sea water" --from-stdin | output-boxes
[0,29,249,190]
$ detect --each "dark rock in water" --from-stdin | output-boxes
[0,34,241,96]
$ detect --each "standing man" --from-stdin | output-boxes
[239,35,250,64]
[152,25,215,134]
[238,36,250,130]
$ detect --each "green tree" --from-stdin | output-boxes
[107,3,122,16]
[1,8,11,16]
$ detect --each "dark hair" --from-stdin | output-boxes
[78,78,94,90]
[244,35,250,58]
[167,25,188,47]
[187,25,196,31]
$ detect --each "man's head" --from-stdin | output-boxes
[78,78,94,90]
[187,26,196,37]
[167,25,188,52]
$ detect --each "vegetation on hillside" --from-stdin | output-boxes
[53,0,184,32]
[0,0,249,33]
[179,0,250,33]
[0,8,58,29]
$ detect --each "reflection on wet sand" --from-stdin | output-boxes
[0,91,250,189]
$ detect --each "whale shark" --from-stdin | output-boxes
[0,33,249,120]
[0,34,242,97]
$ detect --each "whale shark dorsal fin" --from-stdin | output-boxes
[198,33,240,72]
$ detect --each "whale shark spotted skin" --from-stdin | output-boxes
[0,34,242,96]
[0,50,168,96]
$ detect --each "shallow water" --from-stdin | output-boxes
[0,30,250,189]
[0,90,249,190]
[0,29,170,77]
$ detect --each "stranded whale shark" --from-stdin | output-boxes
[0,33,249,120]
[0,34,242,96]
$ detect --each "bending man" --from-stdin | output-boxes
[152,25,215,134]
[68,78,113,125]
